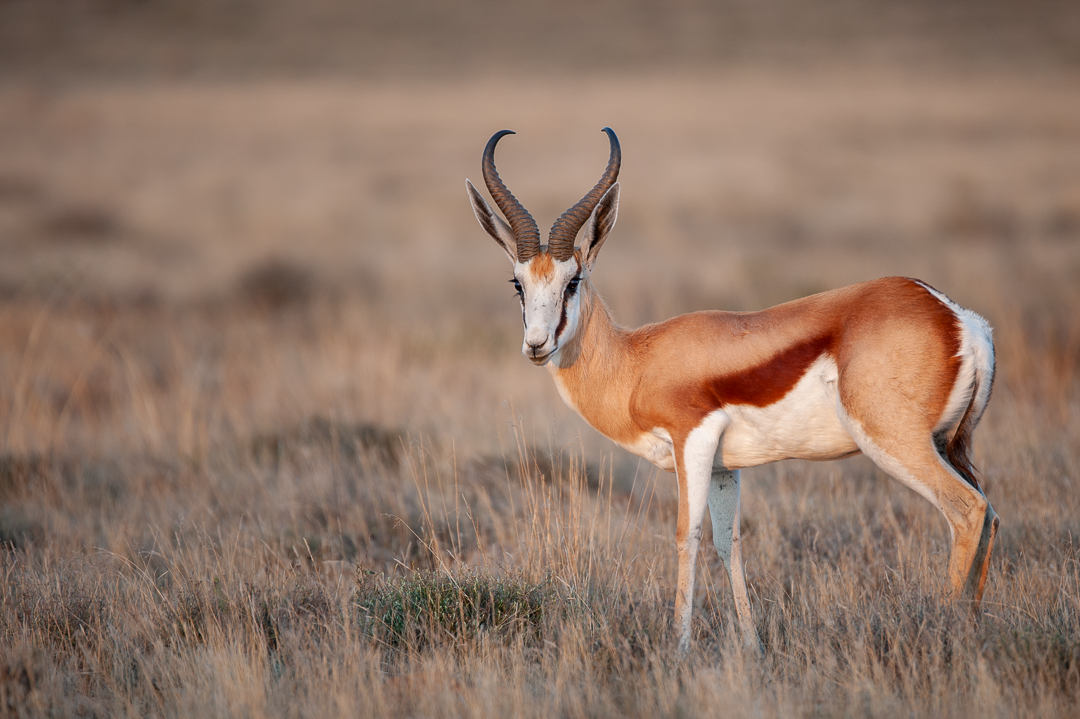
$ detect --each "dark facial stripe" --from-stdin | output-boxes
[555,301,568,340]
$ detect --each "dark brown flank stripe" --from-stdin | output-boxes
[697,333,837,410]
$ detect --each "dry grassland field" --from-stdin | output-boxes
[2,2,1080,717]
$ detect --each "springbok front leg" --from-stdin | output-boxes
[673,411,728,654]
[708,469,761,652]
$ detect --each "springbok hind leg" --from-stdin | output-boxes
[708,469,762,653]
[963,498,999,608]
[918,454,999,609]
[858,440,999,609]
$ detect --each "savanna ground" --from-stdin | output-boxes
[1,1,1080,716]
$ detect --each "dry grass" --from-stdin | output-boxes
[1,347,1078,716]
[1,24,1080,716]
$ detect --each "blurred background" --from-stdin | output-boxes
[4,5,1080,713]
[1,0,1078,464]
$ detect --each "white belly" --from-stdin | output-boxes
[719,354,857,468]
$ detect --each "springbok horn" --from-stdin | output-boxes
[481,130,541,263]
[547,127,621,261]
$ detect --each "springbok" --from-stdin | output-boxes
[466,128,999,653]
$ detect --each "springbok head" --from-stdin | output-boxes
[467,128,621,365]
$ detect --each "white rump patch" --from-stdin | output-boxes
[913,281,995,437]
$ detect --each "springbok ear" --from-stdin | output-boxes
[581,183,619,271]
[467,179,517,263]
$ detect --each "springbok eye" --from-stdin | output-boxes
[565,277,580,296]
[510,278,523,297]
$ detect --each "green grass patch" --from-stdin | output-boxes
[355,570,551,651]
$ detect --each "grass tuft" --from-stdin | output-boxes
[355,570,550,652]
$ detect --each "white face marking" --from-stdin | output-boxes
[513,254,584,365]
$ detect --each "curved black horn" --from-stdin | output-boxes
[481,130,541,262]
[547,127,621,261]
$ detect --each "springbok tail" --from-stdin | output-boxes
[945,357,994,491]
